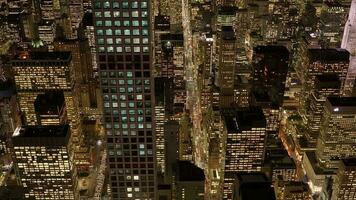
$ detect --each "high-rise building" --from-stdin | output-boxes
[316,97,356,169]
[303,49,349,96]
[12,124,77,200]
[154,78,167,174]
[92,0,156,199]
[319,1,348,48]
[252,46,289,108]
[175,161,205,200]
[10,52,80,141]
[10,51,86,166]
[332,158,356,200]
[53,39,101,119]
[274,180,312,200]
[37,20,56,50]
[163,120,179,184]
[222,108,267,199]
[217,26,236,108]
[306,74,341,145]
[232,173,276,200]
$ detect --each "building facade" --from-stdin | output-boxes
[92,0,156,199]
[12,125,77,200]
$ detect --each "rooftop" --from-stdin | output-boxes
[34,91,65,115]
[308,49,349,63]
[235,173,276,200]
[221,26,235,40]
[218,6,237,15]
[82,12,93,27]
[327,97,356,107]
[342,158,356,167]
[315,74,341,89]
[236,173,269,183]
[11,51,71,62]
[254,45,289,56]
[0,80,15,97]
[13,125,69,138]
[12,125,70,146]
[223,107,266,132]
[177,161,205,182]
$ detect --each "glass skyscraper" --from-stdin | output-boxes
[93,0,156,199]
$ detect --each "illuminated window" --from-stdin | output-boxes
[104,11,111,17]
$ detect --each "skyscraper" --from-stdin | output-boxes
[222,108,267,199]
[93,1,156,199]
[332,158,356,200]
[12,124,77,200]
[217,26,236,108]
[316,97,356,169]
[306,74,341,145]
[10,52,82,152]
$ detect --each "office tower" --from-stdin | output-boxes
[274,181,312,200]
[200,33,214,110]
[68,0,84,39]
[175,161,205,200]
[1,13,26,45]
[11,51,79,137]
[217,26,236,107]
[304,49,349,95]
[332,159,356,200]
[265,145,297,182]
[0,80,20,186]
[252,46,289,107]
[306,74,341,145]
[232,173,275,200]
[153,0,181,28]
[93,1,156,199]
[37,20,56,50]
[250,91,281,133]
[319,1,348,48]
[163,120,179,184]
[153,15,170,77]
[154,78,167,174]
[316,97,356,169]
[34,91,67,125]
[9,51,87,167]
[12,124,77,200]
[178,114,193,161]
[0,80,21,136]
[222,108,267,199]
[153,32,185,110]
[54,39,101,118]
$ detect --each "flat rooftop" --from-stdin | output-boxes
[254,45,289,56]
[0,80,15,97]
[308,49,349,63]
[13,125,69,138]
[223,107,266,132]
[11,51,72,63]
[315,74,341,89]
[177,161,205,182]
[236,173,269,183]
[327,97,356,107]
[34,91,65,115]
[236,173,276,200]
[12,125,70,146]
[221,26,235,40]
[342,158,356,167]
